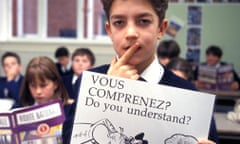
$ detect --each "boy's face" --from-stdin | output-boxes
[105,0,168,68]
[57,55,70,67]
[3,56,21,77]
[72,55,93,76]
[206,54,220,66]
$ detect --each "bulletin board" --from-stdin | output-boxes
[165,4,240,73]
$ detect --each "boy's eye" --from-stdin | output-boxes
[82,59,89,63]
[112,20,124,27]
[137,19,151,26]
[74,59,80,63]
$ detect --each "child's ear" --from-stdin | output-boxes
[157,19,168,39]
[105,22,113,40]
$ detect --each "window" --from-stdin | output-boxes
[13,0,38,37]
[0,0,107,40]
[47,0,77,38]
[5,0,239,40]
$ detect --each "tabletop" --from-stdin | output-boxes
[214,112,240,134]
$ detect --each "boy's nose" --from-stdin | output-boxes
[126,24,138,40]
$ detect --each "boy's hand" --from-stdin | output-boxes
[231,81,239,90]
[107,43,140,80]
[197,139,216,144]
[6,68,18,81]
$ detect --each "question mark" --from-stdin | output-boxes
[165,101,171,110]
[186,116,191,125]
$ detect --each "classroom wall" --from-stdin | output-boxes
[0,38,115,75]
[166,4,240,74]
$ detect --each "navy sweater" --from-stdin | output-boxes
[0,75,24,108]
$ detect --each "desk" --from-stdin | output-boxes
[200,90,240,113]
[200,89,240,98]
[214,112,240,143]
[214,112,240,134]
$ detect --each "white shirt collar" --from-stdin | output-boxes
[72,74,79,85]
[14,75,21,82]
[215,62,221,68]
[140,57,164,84]
[61,61,72,72]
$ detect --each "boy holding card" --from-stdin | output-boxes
[66,0,218,144]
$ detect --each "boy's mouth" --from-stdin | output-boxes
[125,46,141,51]
[136,46,142,52]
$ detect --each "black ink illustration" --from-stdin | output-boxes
[165,133,198,144]
[72,118,148,144]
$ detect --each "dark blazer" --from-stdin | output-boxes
[63,64,219,144]
[56,63,73,76]
[62,74,76,99]
[0,75,24,108]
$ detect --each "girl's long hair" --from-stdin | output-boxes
[20,56,69,106]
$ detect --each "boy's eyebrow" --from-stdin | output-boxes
[110,12,154,20]
[110,14,125,20]
[137,13,154,18]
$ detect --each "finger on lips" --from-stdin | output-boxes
[118,42,139,65]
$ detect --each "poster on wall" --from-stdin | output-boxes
[188,5,202,25]
[165,16,184,38]
[187,27,201,46]
[186,5,202,65]
[186,47,201,66]
[71,71,216,144]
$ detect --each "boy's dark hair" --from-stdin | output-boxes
[101,0,168,24]
[157,40,180,58]
[166,57,193,81]
[55,46,70,58]
[72,48,96,66]
[206,45,222,58]
[1,51,21,65]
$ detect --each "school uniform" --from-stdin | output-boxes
[0,75,24,108]
[62,73,78,99]
[63,59,219,144]
[56,62,73,76]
